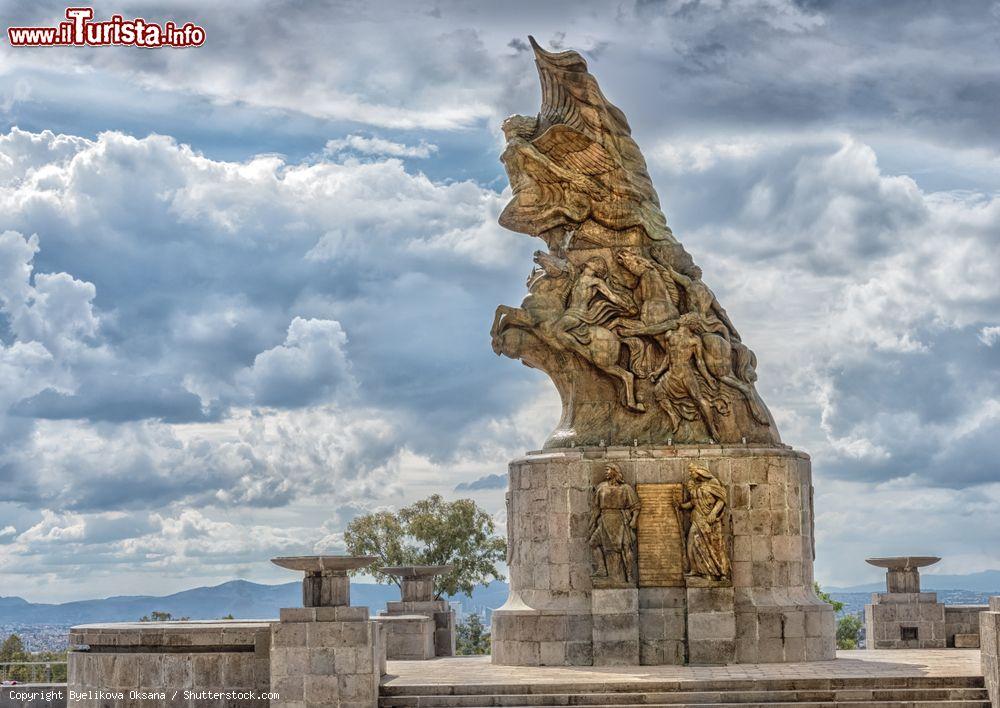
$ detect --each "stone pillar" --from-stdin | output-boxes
[401,577,435,602]
[303,571,351,607]
[270,556,381,708]
[687,583,736,665]
[591,588,640,665]
[980,597,999,708]
[271,606,380,707]
[887,568,921,594]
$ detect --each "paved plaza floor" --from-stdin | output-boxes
[383,650,983,687]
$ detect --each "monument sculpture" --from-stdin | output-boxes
[491,37,835,667]
[491,41,778,448]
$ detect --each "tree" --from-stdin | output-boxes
[456,614,491,655]
[344,494,506,598]
[814,582,844,613]
[0,634,28,682]
[837,613,863,650]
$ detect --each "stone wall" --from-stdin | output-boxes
[982,597,1000,708]
[373,615,435,660]
[945,604,986,648]
[491,444,835,666]
[67,621,272,707]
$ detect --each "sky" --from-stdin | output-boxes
[0,0,998,603]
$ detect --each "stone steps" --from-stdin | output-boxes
[379,676,988,707]
[381,695,989,708]
[382,703,989,708]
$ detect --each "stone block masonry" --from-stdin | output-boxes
[686,584,735,665]
[946,604,987,648]
[67,621,272,707]
[865,592,946,649]
[491,445,836,666]
[271,606,381,708]
[591,588,640,665]
[373,615,435,660]
[983,597,1000,708]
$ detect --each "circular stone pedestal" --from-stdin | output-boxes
[491,445,836,666]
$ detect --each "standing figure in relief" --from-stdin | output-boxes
[653,313,721,440]
[589,464,641,586]
[678,463,730,581]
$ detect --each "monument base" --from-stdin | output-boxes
[491,445,836,666]
[865,591,946,649]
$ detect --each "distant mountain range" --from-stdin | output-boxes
[0,580,510,626]
[2,569,997,627]
[825,569,1000,594]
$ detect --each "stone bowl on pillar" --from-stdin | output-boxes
[381,564,452,602]
[271,555,376,607]
[864,556,945,649]
[378,565,457,658]
[866,556,941,593]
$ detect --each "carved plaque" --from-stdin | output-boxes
[636,483,685,587]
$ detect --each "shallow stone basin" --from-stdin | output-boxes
[270,554,376,574]
[866,556,941,570]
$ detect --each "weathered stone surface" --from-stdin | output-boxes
[372,615,435,661]
[954,632,980,648]
[864,565,951,650]
[67,621,273,706]
[271,613,380,708]
[982,600,1000,708]
[493,446,834,666]
[945,604,987,647]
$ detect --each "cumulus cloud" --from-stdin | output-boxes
[1,0,999,596]
[238,317,355,408]
[0,127,532,533]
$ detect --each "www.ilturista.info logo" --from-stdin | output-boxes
[7,7,206,47]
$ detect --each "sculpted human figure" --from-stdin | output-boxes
[653,313,721,439]
[547,257,645,412]
[551,257,629,350]
[665,265,739,341]
[588,464,641,586]
[678,463,730,581]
